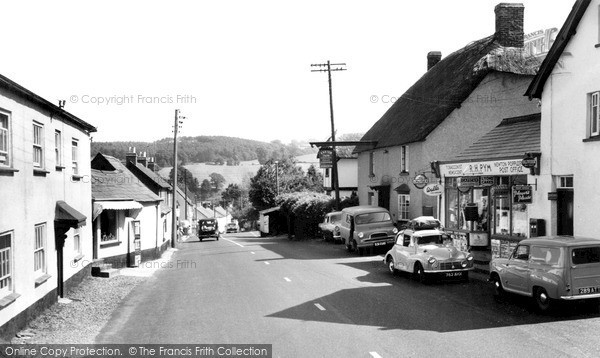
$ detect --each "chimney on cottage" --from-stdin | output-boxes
[138,151,148,167]
[125,147,137,166]
[427,51,442,70]
[495,3,524,48]
[147,157,156,172]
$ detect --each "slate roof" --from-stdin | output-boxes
[128,162,172,190]
[525,0,591,99]
[91,153,162,203]
[356,35,542,152]
[449,113,540,162]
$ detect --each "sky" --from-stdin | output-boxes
[1,1,574,144]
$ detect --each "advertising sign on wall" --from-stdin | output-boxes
[440,159,526,177]
[513,185,533,204]
[423,183,444,196]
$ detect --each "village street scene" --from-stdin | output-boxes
[1,1,600,357]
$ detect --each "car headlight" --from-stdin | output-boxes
[357,232,364,239]
[428,257,438,268]
[467,255,474,261]
[392,227,398,234]
[461,260,468,268]
[334,226,340,233]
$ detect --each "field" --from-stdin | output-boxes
[158,153,319,186]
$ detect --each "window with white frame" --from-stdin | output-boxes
[33,122,44,168]
[558,176,574,189]
[34,224,46,274]
[0,112,9,166]
[398,194,410,220]
[0,232,12,295]
[400,145,409,173]
[72,139,79,175]
[591,92,599,137]
[73,229,81,255]
[55,130,62,167]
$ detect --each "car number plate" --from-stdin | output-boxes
[579,287,600,294]
[445,272,463,278]
[374,242,386,246]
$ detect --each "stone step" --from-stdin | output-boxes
[93,268,121,278]
[91,263,113,275]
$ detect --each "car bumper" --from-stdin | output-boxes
[560,292,600,300]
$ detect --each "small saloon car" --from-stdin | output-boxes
[225,222,239,233]
[318,211,343,243]
[198,218,219,241]
[385,227,473,282]
[339,206,398,254]
[489,236,600,312]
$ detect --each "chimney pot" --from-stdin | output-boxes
[495,3,524,48]
[427,51,442,70]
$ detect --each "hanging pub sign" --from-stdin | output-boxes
[513,185,533,204]
[423,183,444,196]
[319,148,333,168]
[412,174,429,189]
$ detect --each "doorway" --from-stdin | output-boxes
[557,189,573,235]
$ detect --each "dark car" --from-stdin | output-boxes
[198,219,219,241]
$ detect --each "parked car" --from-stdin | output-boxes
[318,211,342,243]
[226,222,239,233]
[384,226,473,282]
[489,236,600,312]
[402,216,443,231]
[198,218,219,241]
[339,206,398,255]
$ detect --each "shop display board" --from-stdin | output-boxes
[491,238,519,259]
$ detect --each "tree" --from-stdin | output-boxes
[169,165,199,195]
[222,184,242,207]
[256,147,268,165]
[200,179,212,201]
[305,165,324,192]
[209,172,226,193]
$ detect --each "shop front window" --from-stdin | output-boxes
[445,178,458,229]
[494,195,510,235]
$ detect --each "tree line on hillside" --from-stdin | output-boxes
[91,136,315,167]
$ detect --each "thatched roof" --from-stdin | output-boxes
[356,35,542,152]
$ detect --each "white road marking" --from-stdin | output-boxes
[314,303,326,311]
[284,277,291,282]
[369,352,382,358]
[264,262,270,265]
[221,237,244,247]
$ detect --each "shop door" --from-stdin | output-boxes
[557,189,573,235]
[377,186,390,210]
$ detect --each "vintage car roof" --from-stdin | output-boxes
[520,236,600,247]
[413,229,443,237]
[326,211,343,216]
[341,206,389,214]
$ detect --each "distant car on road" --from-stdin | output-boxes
[198,219,219,241]
[318,211,342,243]
[339,206,398,255]
[225,222,239,233]
[385,225,473,283]
[489,236,600,312]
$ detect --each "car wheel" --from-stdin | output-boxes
[534,287,553,312]
[387,257,397,276]
[491,274,504,299]
[199,238,203,242]
[414,263,427,283]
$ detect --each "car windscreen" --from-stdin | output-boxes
[417,235,443,245]
[200,220,215,225]
[571,246,600,265]
[330,214,342,223]
[355,212,391,225]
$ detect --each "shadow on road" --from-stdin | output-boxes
[267,257,600,332]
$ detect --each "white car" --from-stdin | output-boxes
[384,228,473,282]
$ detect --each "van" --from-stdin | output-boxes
[339,206,398,255]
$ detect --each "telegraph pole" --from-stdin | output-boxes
[311,60,347,210]
[171,109,184,248]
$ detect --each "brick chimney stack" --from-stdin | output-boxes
[495,3,524,48]
[427,51,442,70]
[147,157,156,172]
[125,147,137,166]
